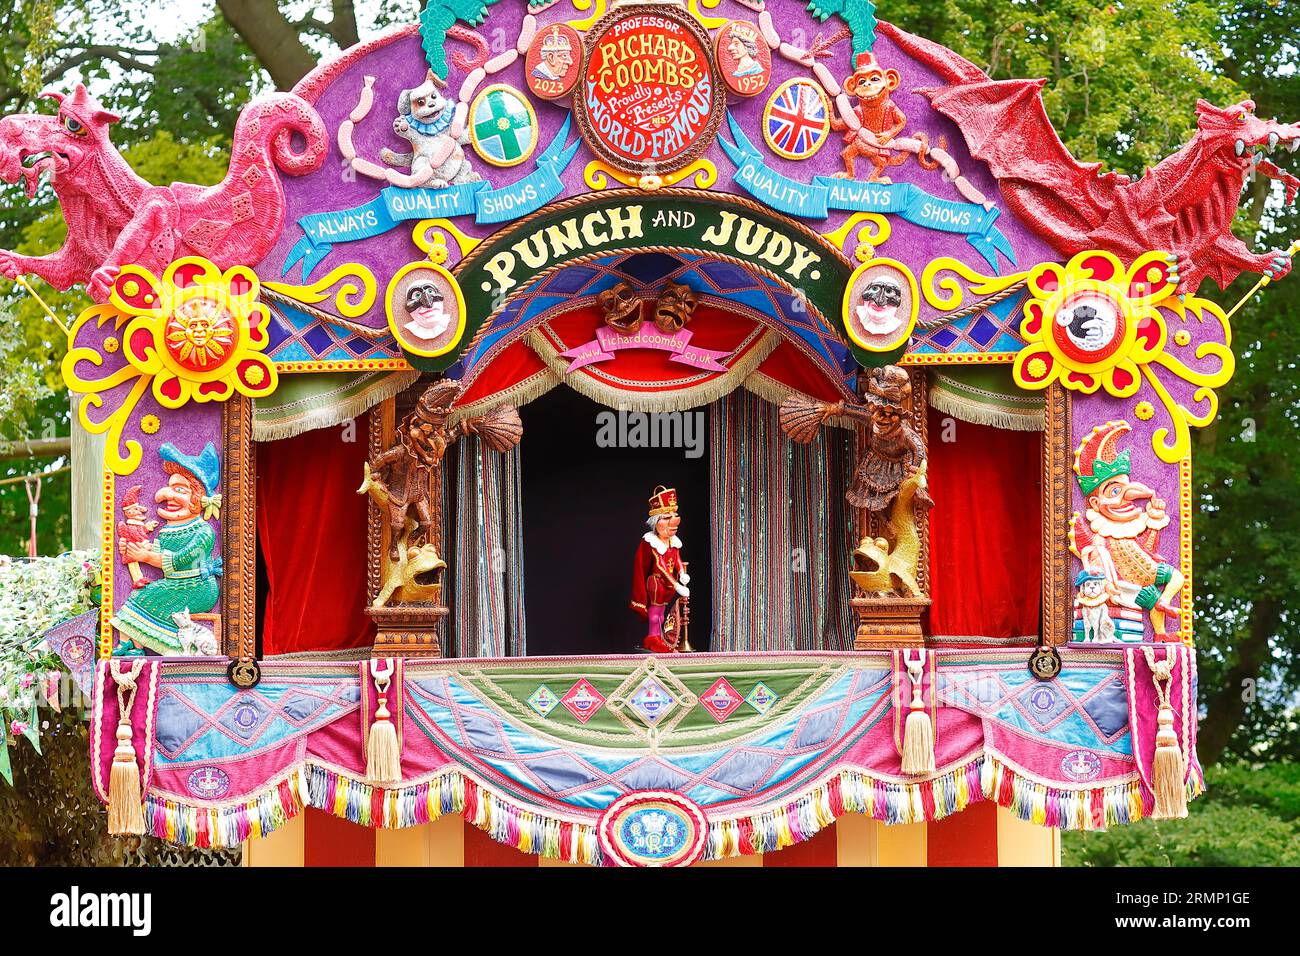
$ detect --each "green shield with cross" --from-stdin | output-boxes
[470,85,537,167]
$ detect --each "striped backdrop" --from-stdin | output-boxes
[451,436,527,657]
[709,389,855,651]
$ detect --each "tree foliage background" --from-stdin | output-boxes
[0,0,1295,775]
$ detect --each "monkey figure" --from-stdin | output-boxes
[830,52,939,182]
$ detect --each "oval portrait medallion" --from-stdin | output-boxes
[525,23,583,100]
[714,20,771,97]
[843,257,919,352]
[385,260,467,358]
[574,4,725,175]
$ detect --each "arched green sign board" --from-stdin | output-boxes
[407,190,894,372]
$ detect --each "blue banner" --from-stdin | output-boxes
[719,113,1016,272]
[283,117,581,278]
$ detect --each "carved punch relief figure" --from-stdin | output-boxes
[112,442,223,656]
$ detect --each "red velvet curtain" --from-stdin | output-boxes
[926,408,1041,642]
[257,418,375,654]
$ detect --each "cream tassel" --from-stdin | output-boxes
[900,650,935,775]
[1144,647,1187,819]
[366,659,401,783]
[107,659,146,835]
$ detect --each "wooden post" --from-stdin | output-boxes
[69,393,104,551]
[365,393,448,658]
[850,368,931,648]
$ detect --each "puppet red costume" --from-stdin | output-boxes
[630,486,691,653]
[116,484,157,589]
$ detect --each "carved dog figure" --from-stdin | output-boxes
[379,70,478,189]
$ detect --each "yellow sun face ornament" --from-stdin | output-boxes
[105,257,278,408]
[62,256,280,474]
[1013,250,1235,463]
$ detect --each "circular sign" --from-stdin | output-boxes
[1028,646,1062,682]
[843,257,919,352]
[227,658,261,689]
[187,766,231,799]
[597,791,708,867]
[469,84,538,168]
[525,23,583,100]
[1050,284,1128,366]
[574,5,725,175]
[763,78,830,161]
[1061,750,1103,782]
[386,260,467,358]
[714,20,771,97]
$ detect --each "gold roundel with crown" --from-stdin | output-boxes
[573,3,725,176]
[526,22,583,100]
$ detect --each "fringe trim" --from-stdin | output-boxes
[527,328,779,413]
[252,370,421,441]
[142,765,603,865]
[137,752,1201,862]
[928,383,1044,431]
[449,368,561,425]
[741,373,857,430]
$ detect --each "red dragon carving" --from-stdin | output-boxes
[879,21,1298,293]
[0,84,327,302]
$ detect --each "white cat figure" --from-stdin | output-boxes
[172,608,218,656]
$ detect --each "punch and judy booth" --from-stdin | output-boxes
[12,0,1298,866]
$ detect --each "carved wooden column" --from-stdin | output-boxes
[222,396,260,684]
[850,367,930,649]
[1041,382,1073,646]
[365,391,449,659]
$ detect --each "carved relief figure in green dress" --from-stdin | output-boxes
[112,442,223,655]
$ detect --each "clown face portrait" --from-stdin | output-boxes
[386,263,465,357]
[1053,289,1123,360]
[404,281,451,342]
[844,259,918,351]
[856,278,904,335]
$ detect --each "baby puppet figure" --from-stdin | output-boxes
[117,484,158,589]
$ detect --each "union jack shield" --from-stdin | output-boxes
[763,79,830,160]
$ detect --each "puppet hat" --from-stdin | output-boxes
[1074,421,1132,495]
[160,442,221,496]
[121,484,144,508]
[853,51,884,74]
[648,485,678,517]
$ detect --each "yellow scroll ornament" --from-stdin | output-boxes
[62,257,279,475]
